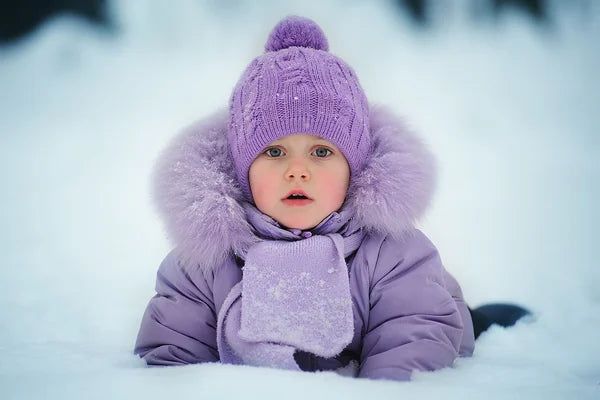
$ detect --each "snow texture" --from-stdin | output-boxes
[0,0,599,399]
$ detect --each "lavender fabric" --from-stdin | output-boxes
[135,105,475,380]
[216,203,364,369]
[228,16,370,199]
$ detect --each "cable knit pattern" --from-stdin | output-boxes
[228,16,370,199]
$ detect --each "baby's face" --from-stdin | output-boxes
[249,134,350,230]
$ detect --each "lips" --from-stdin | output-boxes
[282,189,313,206]
[282,189,312,201]
[282,198,313,206]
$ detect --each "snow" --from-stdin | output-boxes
[1,0,599,398]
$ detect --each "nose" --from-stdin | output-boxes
[285,159,310,182]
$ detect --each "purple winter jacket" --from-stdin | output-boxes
[134,105,475,381]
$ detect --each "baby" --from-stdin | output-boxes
[134,15,527,381]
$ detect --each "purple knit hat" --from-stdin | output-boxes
[228,15,371,199]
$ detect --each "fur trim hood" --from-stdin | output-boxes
[152,104,437,272]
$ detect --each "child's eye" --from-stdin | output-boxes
[312,147,332,158]
[265,147,284,157]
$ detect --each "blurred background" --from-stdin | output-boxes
[0,0,593,42]
[1,1,598,398]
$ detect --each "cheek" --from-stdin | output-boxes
[319,170,349,206]
[249,167,279,205]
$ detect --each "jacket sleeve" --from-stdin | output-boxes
[358,230,467,381]
[134,250,219,365]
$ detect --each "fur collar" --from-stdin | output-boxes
[152,104,437,272]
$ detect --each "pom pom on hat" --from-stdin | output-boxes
[264,15,329,52]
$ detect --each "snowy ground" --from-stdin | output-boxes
[1,1,599,399]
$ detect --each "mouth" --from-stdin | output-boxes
[282,190,313,206]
